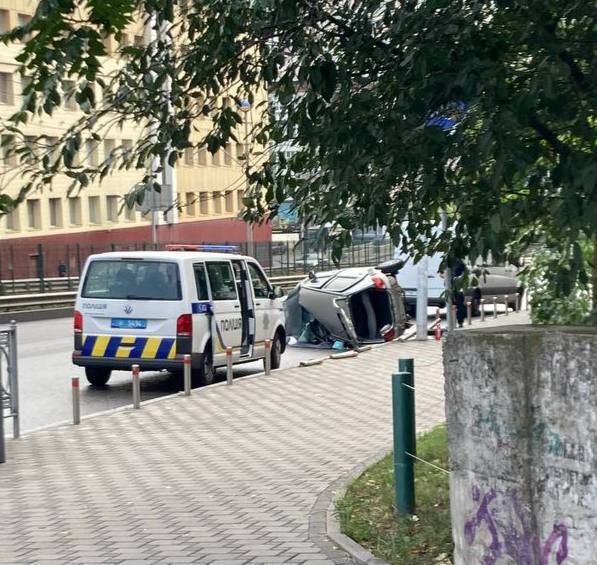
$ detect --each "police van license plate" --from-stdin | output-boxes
[111,318,147,330]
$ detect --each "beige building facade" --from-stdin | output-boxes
[0,0,264,248]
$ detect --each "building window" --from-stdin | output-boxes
[183,192,195,216]
[121,139,133,159]
[124,203,136,221]
[0,10,9,34]
[23,136,36,164]
[237,190,244,211]
[26,199,41,229]
[120,33,130,47]
[0,73,14,105]
[211,150,220,166]
[133,35,144,47]
[197,147,207,166]
[213,191,222,214]
[184,147,193,165]
[17,13,31,27]
[224,144,232,166]
[199,193,208,215]
[225,191,234,213]
[20,75,31,97]
[63,80,77,111]
[100,83,111,104]
[48,198,63,228]
[236,143,246,161]
[86,140,98,166]
[68,197,81,225]
[102,36,112,55]
[106,195,119,222]
[1,135,16,166]
[196,95,206,117]
[104,139,115,161]
[5,208,20,232]
[45,137,59,164]
[88,196,101,224]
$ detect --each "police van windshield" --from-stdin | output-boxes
[82,260,182,301]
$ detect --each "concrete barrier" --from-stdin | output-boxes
[444,325,597,564]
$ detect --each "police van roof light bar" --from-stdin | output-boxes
[165,244,240,253]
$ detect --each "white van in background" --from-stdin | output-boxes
[73,249,286,386]
[393,251,522,316]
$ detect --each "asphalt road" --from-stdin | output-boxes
[13,317,329,433]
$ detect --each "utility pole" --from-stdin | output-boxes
[239,100,254,256]
[415,255,429,340]
[145,11,177,247]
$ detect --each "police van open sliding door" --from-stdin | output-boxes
[205,261,243,366]
[231,260,255,358]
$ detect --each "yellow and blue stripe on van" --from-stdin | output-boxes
[81,335,176,359]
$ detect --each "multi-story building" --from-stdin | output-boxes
[0,0,270,278]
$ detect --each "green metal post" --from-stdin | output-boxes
[399,358,416,457]
[393,357,416,515]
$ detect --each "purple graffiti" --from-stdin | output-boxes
[540,524,568,565]
[464,487,569,564]
[464,486,501,564]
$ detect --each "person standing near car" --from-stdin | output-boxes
[452,259,467,328]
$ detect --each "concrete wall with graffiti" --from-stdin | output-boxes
[444,326,596,564]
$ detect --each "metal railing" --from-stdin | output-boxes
[0,274,308,314]
[0,321,19,463]
[0,238,396,294]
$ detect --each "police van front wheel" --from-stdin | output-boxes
[266,334,283,371]
[85,367,112,386]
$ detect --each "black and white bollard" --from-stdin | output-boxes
[183,354,191,396]
[226,347,233,385]
[132,364,141,409]
[493,296,498,319]
[480,298,486,322]
[504,295,509,316]
[264,339,272,375]
[72,377,80,425]
[467,301,472,326]
[515,293,520,312]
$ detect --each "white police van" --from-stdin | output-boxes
[72,246,286,386]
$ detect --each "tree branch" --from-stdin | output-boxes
[557,50,589,93]
[528,114,569,157]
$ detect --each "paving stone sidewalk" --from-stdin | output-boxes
[0,313,529,565]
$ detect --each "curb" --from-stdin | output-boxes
[309,447,391,565]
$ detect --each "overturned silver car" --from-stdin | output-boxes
[285,262,407,348]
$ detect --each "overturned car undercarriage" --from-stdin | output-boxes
[284,262,407,348]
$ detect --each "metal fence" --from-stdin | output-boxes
[0,321,19,463]
[0,238,396,294]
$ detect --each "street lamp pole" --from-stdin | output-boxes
[239,100,254,257]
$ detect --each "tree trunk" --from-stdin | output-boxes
[592,241,597,324]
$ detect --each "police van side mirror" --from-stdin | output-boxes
[269,286,284,299]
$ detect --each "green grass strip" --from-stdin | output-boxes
[336,426,452,564]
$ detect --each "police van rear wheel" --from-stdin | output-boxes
[193,348,215,387]
[85,367,111,386]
